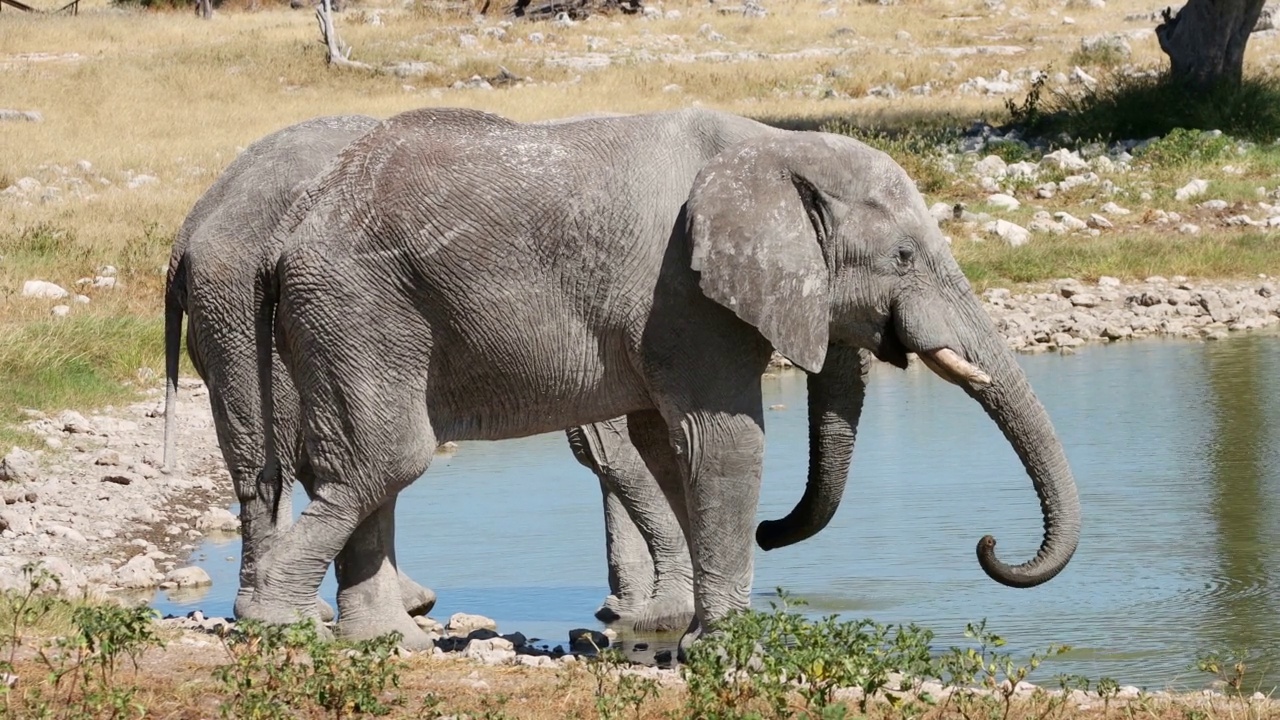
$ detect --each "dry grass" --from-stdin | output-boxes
[1,0,1279,426]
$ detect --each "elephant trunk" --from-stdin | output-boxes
[756,345,869,551]
[935,289,1082,588]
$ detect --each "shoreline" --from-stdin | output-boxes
[1,274,1277,674]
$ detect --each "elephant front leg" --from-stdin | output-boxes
[672,411,764,656]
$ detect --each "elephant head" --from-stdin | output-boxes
[685,132,1080,588]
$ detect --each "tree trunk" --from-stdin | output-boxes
[1156,0,1268,90]
[196,0,212,19]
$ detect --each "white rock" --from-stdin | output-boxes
[0,510,34,535]
[461,637,516,665]
[98,265,117,277]
[125,174,158,190]
[973,155,1008,178]
[1178,223,1201,234]
[1100,201,1130,215]
[50,305,70,317]
[92,276,117,290]
[1198,199,1228,210]
[20,280,69,300]
[1040,149,1089,172]
[1175,178,1209,201]
[114,555,160,589]
[446,612,498,636]
[58,410,95,434]
[1087,213,1114,229]
[45,525,87,543]
[165,566,212,588]
[1098,276,1122,287]
[0,447,39,483]
[195,507,240,532]
[986,193,1020,211]
[929,202,956,224]
[984,219,1031,247]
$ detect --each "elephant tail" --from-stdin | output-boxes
[162,254,186,475]
[255,255,283,510]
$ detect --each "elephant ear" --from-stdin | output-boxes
[687,138,832,374]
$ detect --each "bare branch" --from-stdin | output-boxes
[315,0,374,70]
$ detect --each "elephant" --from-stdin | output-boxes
[243,105,1082,654]
[162,113,695,631]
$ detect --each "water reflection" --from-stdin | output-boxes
[152,333,1280,690]
[1201,337,1280,691]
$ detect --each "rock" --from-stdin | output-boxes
[446,612,497,636]
[114,555,160,589]
[126,174,159,190]
[986,193,1020,211]
[1080,33,1131,58]
[0,447,39,483]
[1055,212,1088,231]
[0,109,43,123]
[1178,223,1201,235]
[1087,214,1113,229]
[569,628,611,652]
[461,637,516,665]
[1040,149,1089,172]
[165,566,212,588]
[101,473,139,486]
[36,557,88,596]
[1069,293,1100,308]
[1099,201,1130,215]
[94,449,122,466]
[58,411,95,434]
[0,510,34,535]
[414,616,444,633]
[92,276,117,290]
[984,219,1031,247]
[196,506,240,532]
[50,305,70,318]
[46,525,87,543]
[973,155,1008,178]
[1175,178,1209,201]
[20,280,69,300]
[1098,276,1122,287]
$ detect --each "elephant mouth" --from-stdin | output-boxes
[871,317,910,369]
[918,347,992,389]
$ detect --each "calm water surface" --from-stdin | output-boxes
[154,334,1280,691]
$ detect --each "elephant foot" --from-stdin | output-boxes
[236,598,332,640]
[337,610,436,651]
[234,588,335,623]
[595,594,635,623]
[627,591,696,633]
[398,572,437,617]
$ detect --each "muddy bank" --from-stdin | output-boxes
[2,274,1277,603]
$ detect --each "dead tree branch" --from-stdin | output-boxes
[316,0,374,70]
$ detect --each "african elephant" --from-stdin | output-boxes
[244,106,1081,654]
[163,113,692,629]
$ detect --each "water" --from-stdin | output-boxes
[154,334,1280,691]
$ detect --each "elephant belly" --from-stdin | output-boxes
[424,319,649,443]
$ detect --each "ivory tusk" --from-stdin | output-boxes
[923,348,992,388]
[918,353,961,387]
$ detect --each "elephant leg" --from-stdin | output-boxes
[296,449,436,619]
[244,386,435,649]
[567,424,656,621]
[628,406,763,658]
[586,420,694,632]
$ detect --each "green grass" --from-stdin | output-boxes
[954,230,1280,287]
[0,315,175,448]
[1013,71,1280,144]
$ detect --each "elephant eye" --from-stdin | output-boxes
[894,243,915,267]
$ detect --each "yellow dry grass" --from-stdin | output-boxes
[0,0,1278,428]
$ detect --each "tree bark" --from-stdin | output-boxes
[1156,0,1268,90]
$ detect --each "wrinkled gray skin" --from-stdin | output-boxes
[247,106,1082,655]
[164,114,693,631]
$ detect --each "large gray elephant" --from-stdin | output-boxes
[244,106,1082,653]
[163,113,693,631]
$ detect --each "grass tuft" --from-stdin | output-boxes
[1011,71,1280,144]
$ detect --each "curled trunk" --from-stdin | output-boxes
[756,345,868,551]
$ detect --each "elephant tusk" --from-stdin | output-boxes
[921,348,992,388]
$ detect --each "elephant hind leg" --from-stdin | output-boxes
[245,383,436,650]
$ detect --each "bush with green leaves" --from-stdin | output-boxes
[213,618,403,720]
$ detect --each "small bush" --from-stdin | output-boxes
[1007,70,1280,144]
[214,619,404,719]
